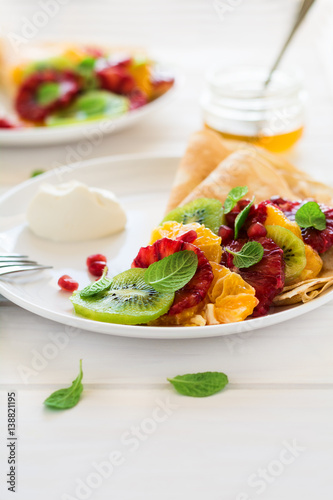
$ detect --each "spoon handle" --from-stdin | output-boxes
[264,0,316,88]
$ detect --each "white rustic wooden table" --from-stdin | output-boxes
[1,1,333,499]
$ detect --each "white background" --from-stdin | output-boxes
[1,1,333,499]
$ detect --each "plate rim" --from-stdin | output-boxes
[0,153,332,340]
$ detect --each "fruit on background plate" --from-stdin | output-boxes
[16,69,81,123]
[0,42,175,129]
[46,90,129,126]
[71,268,175,325]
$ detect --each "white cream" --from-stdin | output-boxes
[27,180,127,242]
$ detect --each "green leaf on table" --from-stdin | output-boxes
[226,240,264,269]
[234,196,255,238]
[295,201,326,231]
[30,169,45,178]
[80,266,111,298]
[44,360,83,410]
[223,186,248,214]
[167,372,229,397]
[144,250,198,293]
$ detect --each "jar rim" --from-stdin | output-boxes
[206,65,304,101]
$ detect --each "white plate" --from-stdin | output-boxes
[0,154,332,339]
[0,75,178,147]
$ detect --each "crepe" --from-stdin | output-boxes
[180,148,297,206]
[167,129,333,307]
[165,129,231,212]
[273,247,333,305]
[223,138,333,205]
[167,129,333,209]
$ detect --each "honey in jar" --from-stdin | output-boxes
[202,66,306,153]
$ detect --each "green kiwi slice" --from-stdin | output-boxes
[70,268,175,325]
[46,90,129,126]
[265,225,307,284]
[162,198,223,234]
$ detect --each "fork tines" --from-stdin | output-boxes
[0,254,52,276]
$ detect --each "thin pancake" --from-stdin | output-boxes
[165,129,231,212]
[180,148,296,206]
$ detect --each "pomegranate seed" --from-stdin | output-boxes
[218,225,234,245]
[58,275,79,292]
[88,261,107,277]
[86,254,107,268]
[247,222,267,239]
[176,230,198,244]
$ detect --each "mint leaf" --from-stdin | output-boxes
[44,360,83,410]
[234,197,255,238]
[144,250,198,293]
[37,82,60,106]
[227,241,264,268]
[30,169,45,178]
[295,201,326,231]
[223,186,248,214]
[80,266,111,298]
[167,372,228,397]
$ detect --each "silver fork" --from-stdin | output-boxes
[0,254,52,276]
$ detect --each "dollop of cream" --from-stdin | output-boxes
[27,180,127,242]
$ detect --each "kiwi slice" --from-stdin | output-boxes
[162,198,223,234]
[265,225,306,284]
[46,90,129,126]
[70,268,174,325]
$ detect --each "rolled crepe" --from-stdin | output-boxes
[180,148,297,206]
[165,129,231,212]
[274,247,333,305]
[166,130,333,307]
[166,130,333,211]
[224,138,333,205]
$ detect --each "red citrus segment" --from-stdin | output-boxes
[222,237,285,317]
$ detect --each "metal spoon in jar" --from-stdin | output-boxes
[264,0,317,89]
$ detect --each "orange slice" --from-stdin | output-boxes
[206,262,258,323]
[291,244,323,283]
[265,204,302,239]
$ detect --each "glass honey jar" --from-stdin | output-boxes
[201,66,306,152]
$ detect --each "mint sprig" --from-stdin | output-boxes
[167,372,229,397]
[80,266,111,298]
[223,186,248,214]
[234,197,255,239]
[44,360,83,410]
[226,241,264,268]
[144,250,198,293]
[295,201,326,231]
